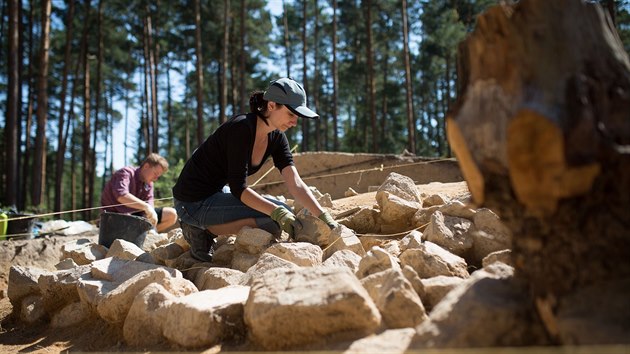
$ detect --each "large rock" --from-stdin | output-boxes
[376,191,422,226]
[344,328,416,354]
[321,249,362,272]
[123,283,176,347]
[337,207,380,234]
[97,268,197,324]
[61,239,108,265]
[264,242,323,267]
[106,239,147,260]
[241,253,299,286]
[419,276,466,311]
[424,211,473,257]
[194,267,244,290]
[323,226,366,260]
[360,268,428,329]
[162,286,250,348]
[376,172,422,203]
[7,266,49,308]
[50,301,93,328]
[400,242,469,279]
[235,227,273,255]
[244,267,381,350]
[355,246,400,279]
[38,265,91,313]
[410,264,548,348]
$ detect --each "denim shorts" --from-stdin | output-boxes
[173,189,288,229]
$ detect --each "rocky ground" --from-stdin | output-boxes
[0,173,625,353]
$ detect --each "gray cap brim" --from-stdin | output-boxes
[287,105,319,119]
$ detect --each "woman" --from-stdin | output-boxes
[172,78,337,262]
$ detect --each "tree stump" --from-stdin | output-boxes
[449,0,630,340]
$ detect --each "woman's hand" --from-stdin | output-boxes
[318,211,338,229]
[270,206,300,238]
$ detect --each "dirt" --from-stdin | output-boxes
[0,181,470,353]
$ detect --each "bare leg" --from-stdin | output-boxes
[207,218,258,235]
[156,207,178,233]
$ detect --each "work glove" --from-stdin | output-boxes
[318,211,339,229]
[270,206,300,238]
[144,207,158,227]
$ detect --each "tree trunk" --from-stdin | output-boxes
[313,0,320,152]
[142,14,152,154]
[331,0,338,151]
[282,0,291,78]
[166,58,173,157]
[20,0,35,211]
[89,0,104,219]
[194,0,204,146]
[4,0,19,207]
[363,0,376,153]
[220,0,229,124]
[145,4,158,152]
[401,0,415,155]
[301,0,309,151]
[32,0,52,207]
[239,0,246,113]
[449,0,630,342]
[54,0,75,213]
[82,46,91,220]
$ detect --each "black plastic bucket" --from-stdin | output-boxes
[6,214,37,239]
[98,212,153,248]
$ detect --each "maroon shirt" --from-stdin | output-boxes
[101,166,154,213]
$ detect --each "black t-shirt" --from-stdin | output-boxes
[172,113,294,202]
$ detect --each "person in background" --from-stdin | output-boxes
[172,77,338,262]
[101,153,177,233]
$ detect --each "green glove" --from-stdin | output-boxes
[318,211,339,229]
[271,206,298,238]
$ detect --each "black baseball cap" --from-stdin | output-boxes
[263,78,319,119]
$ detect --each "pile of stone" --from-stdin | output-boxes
[7,172,545,351]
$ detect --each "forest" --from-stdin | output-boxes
[1,0,629,220]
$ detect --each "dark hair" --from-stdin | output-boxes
[249,91,284,126]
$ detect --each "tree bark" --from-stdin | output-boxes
[32,0,52,207]
[331,0,338,151]
[449,0,630,341]
[301,0,309,151]
[313,0,320,152]
[282,0,291,78]
[239,0,246,113]
[194,0,204,145]
[4,0,19,207]
[220,0,229,124]
[54,0,75,213]
[363,0,376,153]
[401,0,415,155]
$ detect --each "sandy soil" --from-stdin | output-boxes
[0,181,470,353]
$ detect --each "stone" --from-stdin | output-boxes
[264,242,323,267]
[123,283,175,347]
[244,267,381,350]
[135,229,169,252]
[150,243,186,265]
[55,258,79,270]
[97,268,197,324]
[195,267,244,290]
[376,191,422,226]
[20,294,46,323]
[399,242,469,279]
[376,172,422,203]
[400,230,423,252]
[419,276,465,311]
[294,214,333,246]
[338,207,380,234]
[482,249,513,268]
[410,264,548,348]
[106,239,146,260]
[38,265,91,313]
[235,227,274,255]
[61,239,108,265]
[355,246,400,279]
[7,266,49,309]
[323,226,366,260]
[231,251,259,273]
[162,286,250,348]
[50,301,93,328]
[90,257,181,283]
[321,249,363,272]
[361,268,428,329]
[241,253,299,286]
[424,211,473,257]
[344,328,415,354]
